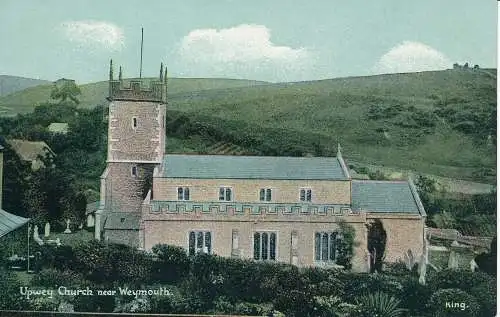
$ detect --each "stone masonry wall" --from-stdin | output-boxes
[371,215,425,263]
[106,163,155,213]
[152,178,352,205]
[105,229,140,247]
[108,101,165,162]
[142,212,423,272]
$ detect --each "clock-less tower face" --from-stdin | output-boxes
[103,70,167,213]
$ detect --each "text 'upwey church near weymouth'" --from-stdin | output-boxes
[93,60,427,273]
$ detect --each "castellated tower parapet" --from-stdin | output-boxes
[108,60,167,103]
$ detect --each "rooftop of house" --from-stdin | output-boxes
[0,209,30,238]
[47,122,69,134]
[160,154,350,180]
[104,212,141,230]
[7,139,55,162]
[351,180,426,215]
[86,201,100,215]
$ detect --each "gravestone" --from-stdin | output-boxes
[78,223,83,230]
[64,219,72,234]
[44,222,50,237]
[447,240,473,270]
[33,225,44,245]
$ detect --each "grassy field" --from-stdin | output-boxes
[166,69,496,183]
[2,69,496,184]
[0,77,269,115]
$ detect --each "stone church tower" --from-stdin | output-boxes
[95,60,167,242]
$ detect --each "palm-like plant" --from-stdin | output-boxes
[355,291,405,317]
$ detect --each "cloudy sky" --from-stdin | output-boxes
[0,0,496,83]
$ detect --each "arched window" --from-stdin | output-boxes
[132,117,138,129]
[131,165,138,177]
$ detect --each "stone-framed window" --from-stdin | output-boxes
[131,165,138,177]
[259,188,272,201]
[188,231,212,256]
[177,187,190,200]
[132,117,138,129]
[253,231,277,261]
[219,187,232,201]
[299,188,312,202]
[314,232,340,263]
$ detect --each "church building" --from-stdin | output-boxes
[95,61,426,272]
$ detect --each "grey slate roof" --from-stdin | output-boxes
[104,212,140,230]
[86,201,100,215]
[0,209,30,238]
[351,180,424,214]
[161,154,349,180]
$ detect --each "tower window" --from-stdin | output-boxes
[131,165,138,177]
[132,117,138,129]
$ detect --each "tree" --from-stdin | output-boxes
[50,80,81,105]
[366,219,387,273]
[1,139,31,217]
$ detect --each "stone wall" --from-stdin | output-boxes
[108,101,165,162]
[143,217,370,271]
[105,229,141,247]
[152,178,352,205]
[368,215,425,264]
[106,163,155,213]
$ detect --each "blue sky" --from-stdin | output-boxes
[0,0,496,83]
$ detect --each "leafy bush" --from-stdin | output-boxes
[427,288,480,317]
[151,244,190,283]
[30,296,60,312]
[399,276,431,315]
[343,273,403,299]
[336,220,357,270]
[0,269,31,310]
[470,279,496,317]
[73,291,116,313]
[39,244,77,271]
[355,291,405,317]
[31,268,84,288]
[426,269,493,293]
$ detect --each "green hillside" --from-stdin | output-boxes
[0,75,51,96]
[1,69,495,183]
[0,77,268,115]
[164,69,496,183]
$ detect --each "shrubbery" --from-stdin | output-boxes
[2,241,497,316]
[427,288,480,317]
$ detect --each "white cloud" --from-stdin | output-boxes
[60,20,125,51]
[177,24,314,82]
[373,41,451,74]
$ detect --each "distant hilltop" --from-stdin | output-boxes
[0,75,51,97]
